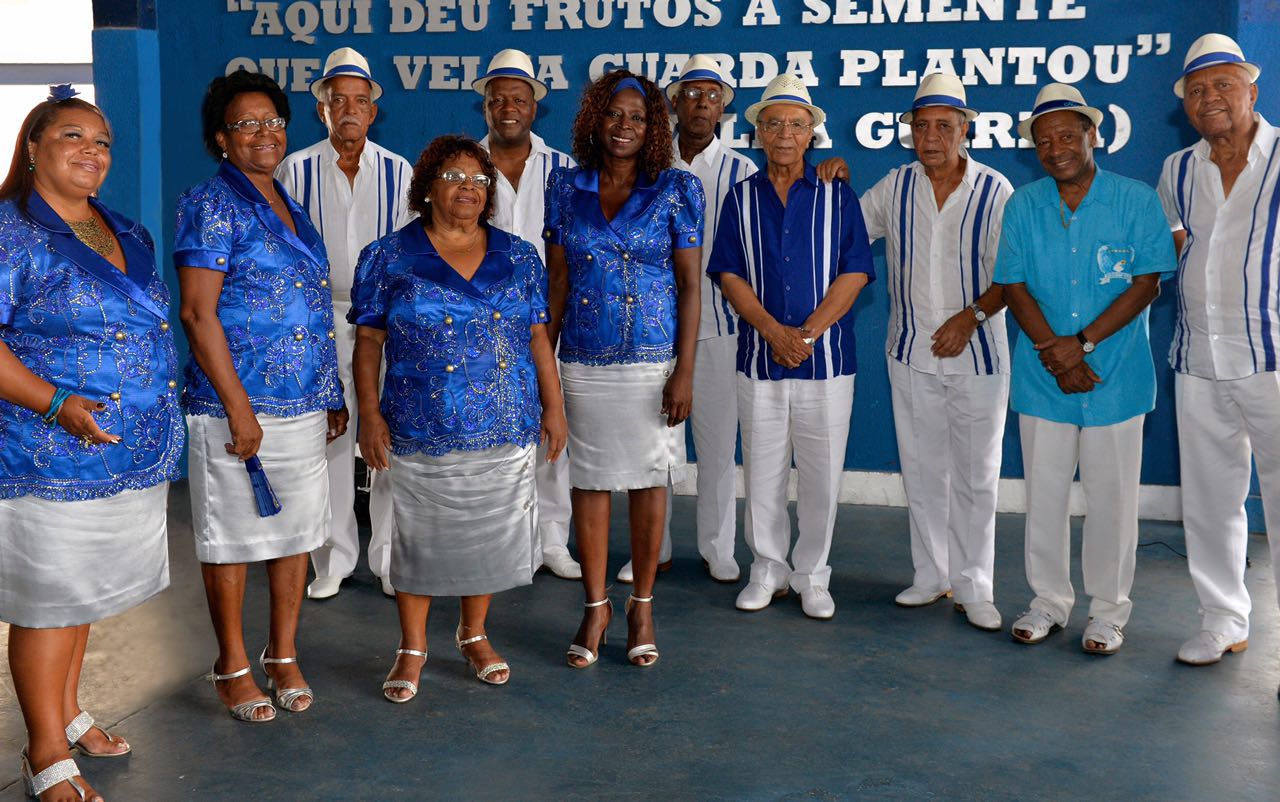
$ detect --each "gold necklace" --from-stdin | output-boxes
[68,216,116,258]
[432,228,481,254]
[1058,197,1074,230]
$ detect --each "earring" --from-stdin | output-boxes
[221,151,228,159]
[27,159,34,172]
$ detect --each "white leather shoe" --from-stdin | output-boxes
[306,576,343,600]
[704,558,740,583]
[1010,609,1061,644]
[799,587,835,620]
[542,548,582,580]
[616,557,673,584]
[954,601,1001,632]
[735,582,786,611]
[380,575,395,597]
[894,585,952,607]
[1082,619,1124,655]
[1176,630,1248,666]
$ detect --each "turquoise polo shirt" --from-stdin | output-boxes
[993,168,1175,428]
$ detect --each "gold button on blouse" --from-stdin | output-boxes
[320,279,328,287]
[327,330,336,339]
[492,311,501,320]
[688,235,697,244]
[538,311,546,320]
[621,253,630,261]
[444,316,453,325]
[581,298,589,305]
[113,331,126,341]
[294,281,304,289]
[445,364,455,373]
[585,254,593,262]
[109,392,121,401]
[625,296,634,303]
[498,360,508,369]
[294,333,305,341]
[167,380,177,389]
[160,322,170,332]
[215,257,227,266]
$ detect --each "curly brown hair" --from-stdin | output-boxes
[407,135,498,225]
[571,71,673,181]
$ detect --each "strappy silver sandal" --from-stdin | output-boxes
[65,710,129,758]
[625,594,660,668]
[566,597,612,669]
[208,664,276,723]
[21,749,87,800]
[259,648,314,712]
[382,647,428,703]
[455,625,510,685]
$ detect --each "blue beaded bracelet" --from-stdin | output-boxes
[42,387,72,425]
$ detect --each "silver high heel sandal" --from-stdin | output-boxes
[21,748,86,800]
[382,647,428,703]
[454,625,510,685]
[566,598,612,669]
[208,664,276,723]
[65,711,130,758]
[259,648,314,712]
[625,594,660,668]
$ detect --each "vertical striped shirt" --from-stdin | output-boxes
[673,134,758,339]
[480,132,574,264]
[275,138,415,301]
[707,164,875,381]
[861,155,1013,376]
[1158,114,1280,379]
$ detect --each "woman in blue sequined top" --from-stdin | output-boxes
[0,89,182,801]
[174,71,347,724]
[351,135,566,698]
[545,71,705,670]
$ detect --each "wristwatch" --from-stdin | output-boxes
[1076,331,1096,353]
[968,302,987,324]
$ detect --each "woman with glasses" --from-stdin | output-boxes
[545,70,705,669]
[174,70,347,723]
[350,135,566,700]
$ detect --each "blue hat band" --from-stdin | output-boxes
[767,93,811,105]
[323,64,373,83]
[678,68,727,85]
[612,76,647,97]
[1182,50,1247,78]
[482,66,537,82]
[1031,98,1085,116]
[912,93,967,111]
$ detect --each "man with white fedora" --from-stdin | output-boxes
[277,46,415,599]
[861,72,1013,632]
[707,74,875,619]
[473,48,581,580]
[1156,34,1279,670]
[993,83,1174,653]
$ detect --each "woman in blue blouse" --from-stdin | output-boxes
[175,71,347,723]
[0,88,182,802]
[351,135,566,700]
[545,71,705,669]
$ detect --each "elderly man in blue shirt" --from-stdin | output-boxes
[708,75,874,620]
[994,84,1175,654]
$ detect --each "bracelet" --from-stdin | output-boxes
[42,387,72,425]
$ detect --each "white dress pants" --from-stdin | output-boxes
[1020,413,1144,628]
[1177,371,1280,640]
[688,335,740,564]
[888,359,1008,605]
[738,374,855,592]
[311,302,394,581]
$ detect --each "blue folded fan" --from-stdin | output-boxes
[245,456,282,517]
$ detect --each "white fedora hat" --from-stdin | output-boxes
[1173,33,1260,98]
[899,72,978,124]
[1017,83,1104,141]
[744,74,825,127]
[665,54,735,106]
[310,47,382,101]
[472,48,547,101]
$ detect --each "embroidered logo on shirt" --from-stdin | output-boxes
[1096,243,1136,285]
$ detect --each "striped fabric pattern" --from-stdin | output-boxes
[481,132,574,263]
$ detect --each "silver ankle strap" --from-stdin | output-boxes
[584,598,610,607]
[396,648,428,658]
[210,665,252,682]
[261,653,298,665]
[64,711,94,745]
[629,595,653,603]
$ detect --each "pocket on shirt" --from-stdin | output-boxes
[1092,241,1137,292]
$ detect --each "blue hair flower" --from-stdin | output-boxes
[48,84,79,102]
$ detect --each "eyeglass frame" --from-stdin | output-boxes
[756,118,814,137]
[224,117,288,134]
[677,87,724,104]
[437,169,493,189]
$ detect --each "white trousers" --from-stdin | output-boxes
[311,302,394,581]
[738,374,855,592]
[688,335,740,563]
[1177,371,1280,640]
[889,359,1008,605]
[1020,413,1144,628]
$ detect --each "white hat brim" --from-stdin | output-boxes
[744,98,825,128]
[472,73,547,101]
[1017,105,1104,141]
[899,105,979,124]
[1173,60,1260,98]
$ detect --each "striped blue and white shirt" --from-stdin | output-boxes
[673,134,758,340]
[480,131,574,264]
[862,154,1012,376]
[707,164,875,381]
[275,138,415,301]
[1158,114,1280,380]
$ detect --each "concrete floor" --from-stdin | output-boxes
[1,483,1278,801]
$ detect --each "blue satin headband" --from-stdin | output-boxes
[612,76,647,98]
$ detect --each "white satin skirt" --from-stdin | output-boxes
[0,483,170,628]
[560,360,686,491]
[187,412,330,564]
[388,444,538,597]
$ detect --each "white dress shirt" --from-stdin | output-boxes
[861,154,1013,376]
[673,134,758,340]
[480,132,575,263]
[1159,113,1280,380]
[276,138,415,300]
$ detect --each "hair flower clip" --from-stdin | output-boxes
[48,84,79,102]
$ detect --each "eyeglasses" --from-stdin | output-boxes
[225,117,287,134]
[438,169,493,189]
[679,87,723,103]
[758,119,813,137]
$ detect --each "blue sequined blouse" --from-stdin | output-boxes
[0,193,184,501]
[173,161,343,418]
[542,166,705,365]
[348,222,548,457]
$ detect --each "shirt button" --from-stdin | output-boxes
[492,311,501,320]
[784,256,791,262]
[1071,279,1078,286]
[160,322,170,331]
[320,279,328,287]
[294,281,304,288]
[109,392,121,401]
[1072,312,1079,318]
[215,257,226,266]
[498,360,508,369]
[622,253,630,261]
[327,330,336,339]
[167,380,177,389]
[688,235,697,244]
[294,333,305,341]
[1071,248,1078,254]
[113,331,126,341]
[446,364,456,372]
[585,254,593,262]
[538,311,546,320]
[581,298,589,305]
[625,296,634,303]
[444,316,453,325]
[1212,334,1220,340]
[784,229,790,234]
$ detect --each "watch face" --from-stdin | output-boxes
[1082,342,1095,353]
